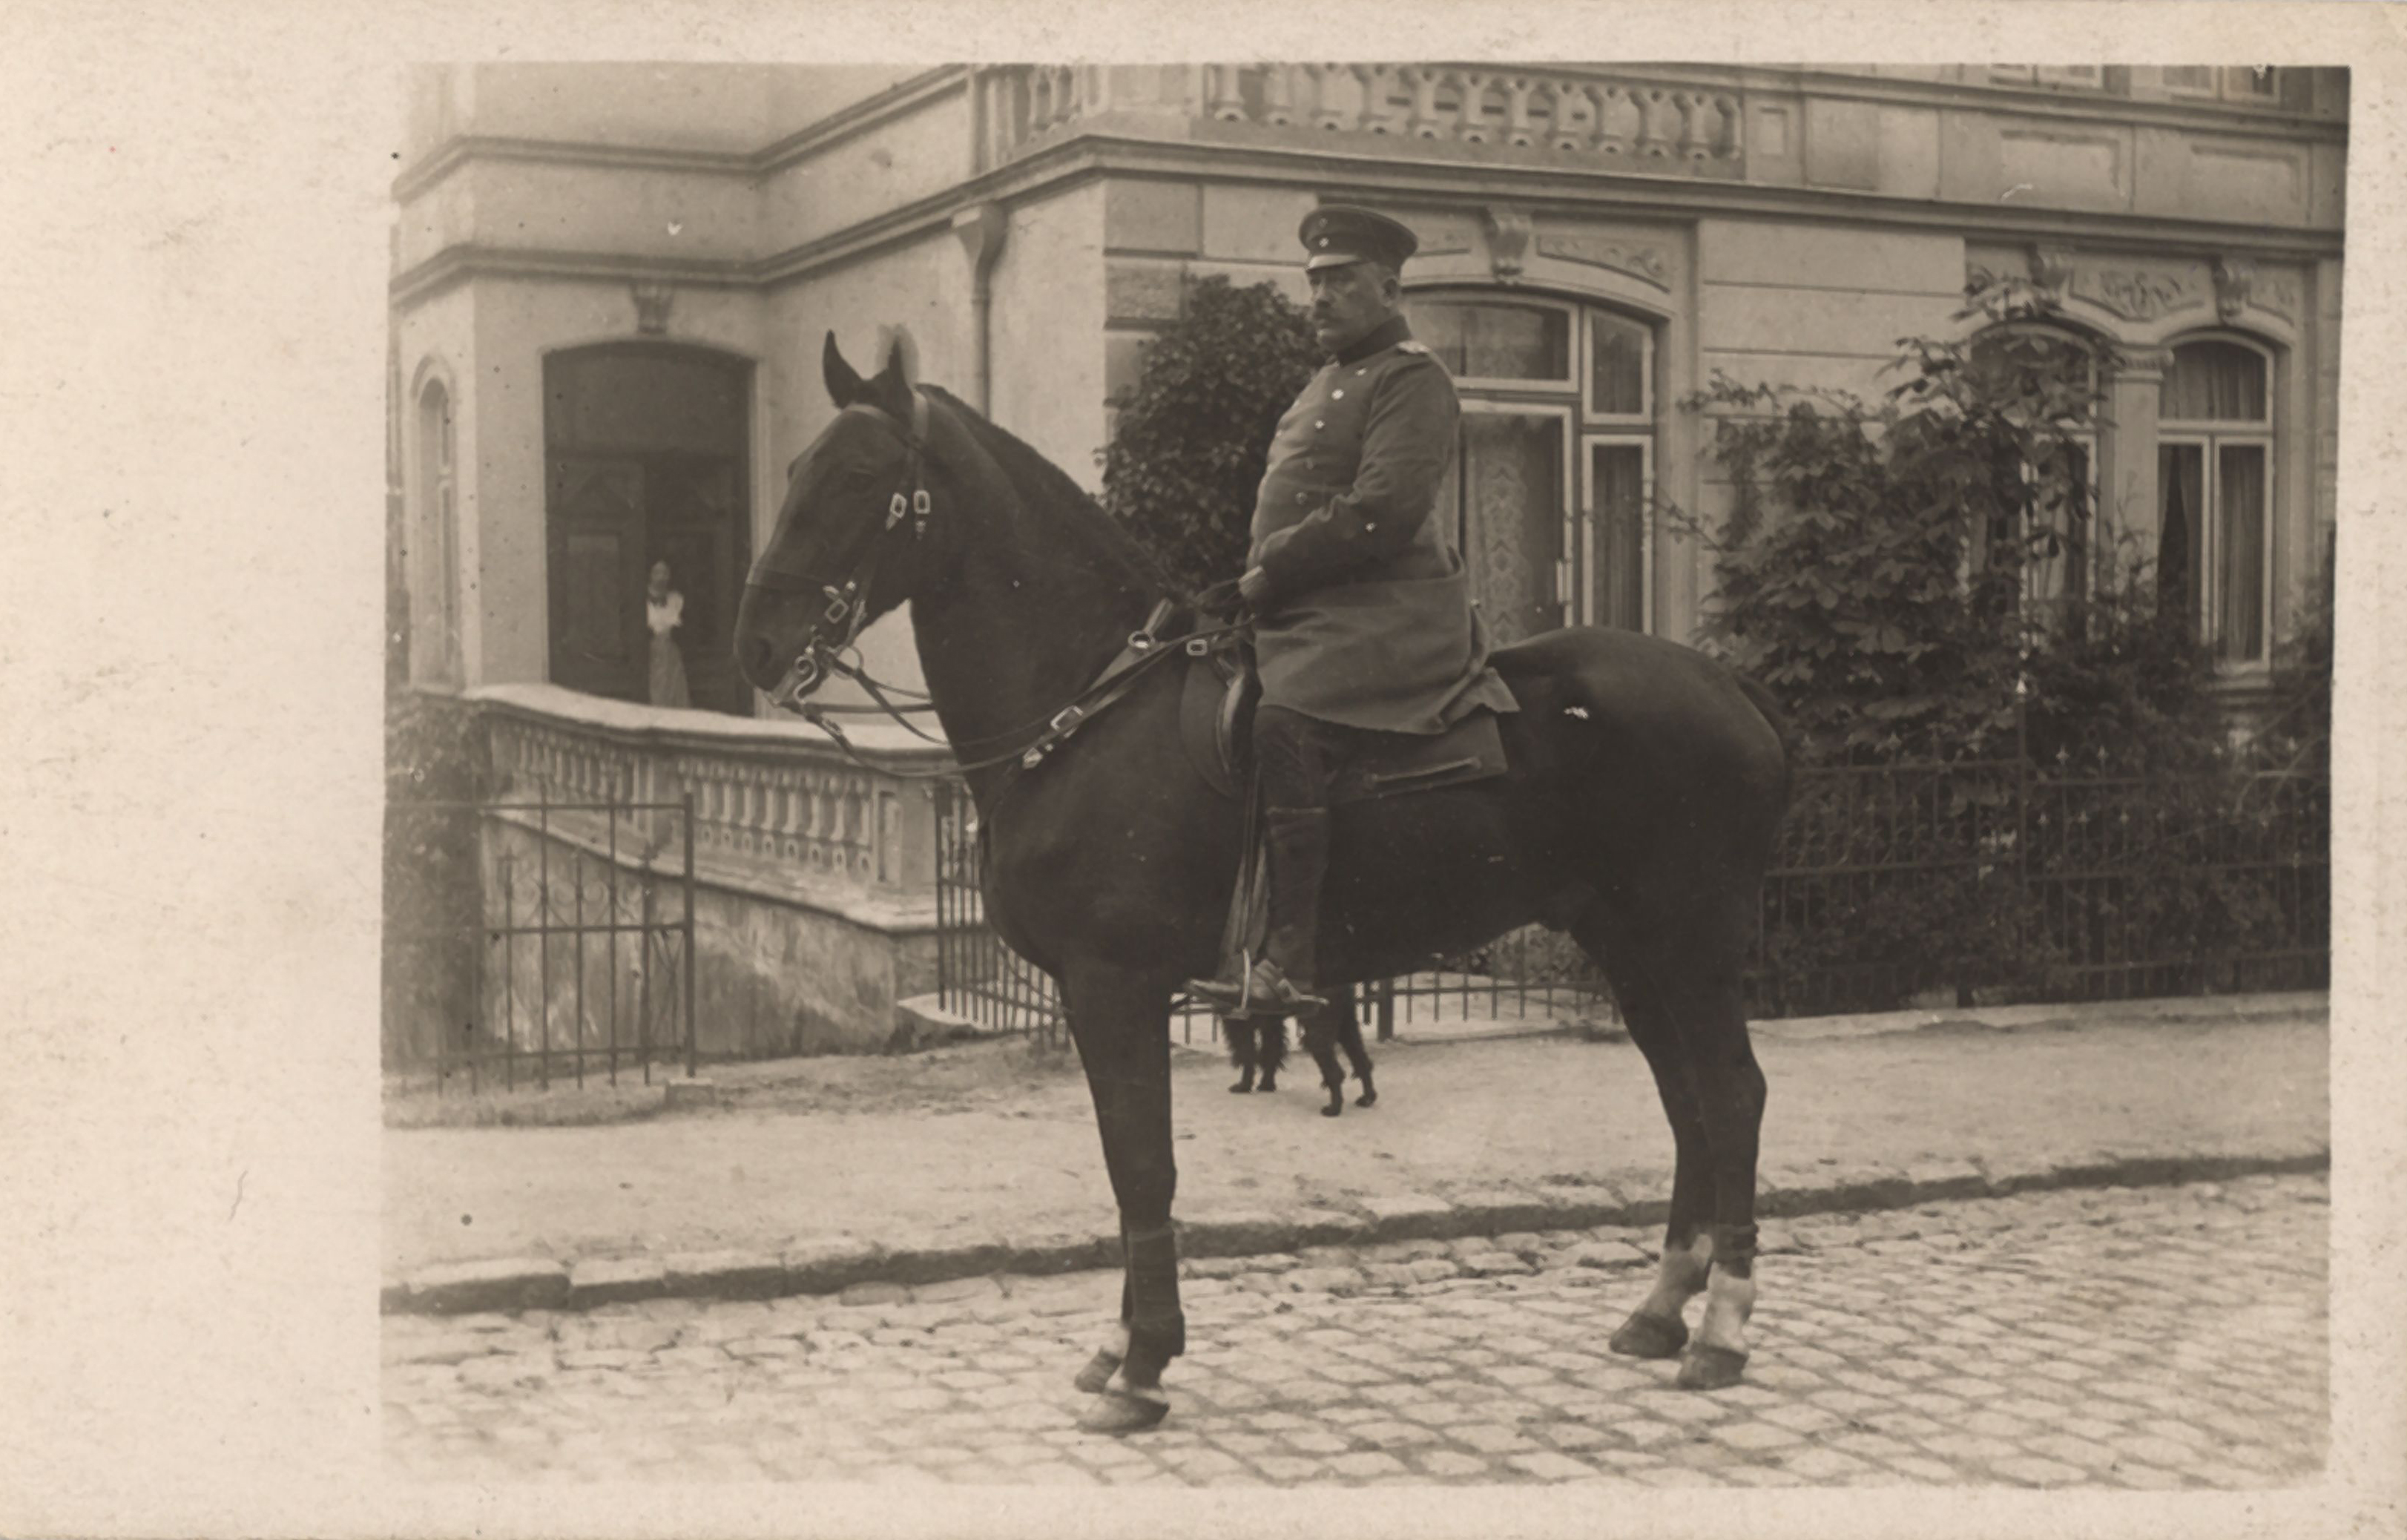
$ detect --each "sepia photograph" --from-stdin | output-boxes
[378,58,2345,1490]
[5,5,2404,1537]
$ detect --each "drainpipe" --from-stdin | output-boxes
[952,201,1009,413]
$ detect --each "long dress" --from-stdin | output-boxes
[646,591,691,708]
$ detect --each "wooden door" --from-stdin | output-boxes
[547,457,646,702]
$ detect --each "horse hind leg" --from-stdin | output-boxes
[1572,898,1756,1386]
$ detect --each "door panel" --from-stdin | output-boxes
[547,457,645,702]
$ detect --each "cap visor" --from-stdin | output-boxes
[1303,252,1368,272]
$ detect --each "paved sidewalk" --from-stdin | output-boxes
[383,993,2326,1314]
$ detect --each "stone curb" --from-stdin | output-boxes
[380,1146,2328,1316]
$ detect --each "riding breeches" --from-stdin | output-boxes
[1253,704,1406,811]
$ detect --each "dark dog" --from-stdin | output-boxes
[1225,986,1377,1117]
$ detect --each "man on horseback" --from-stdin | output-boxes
[1188,203,1518,1021]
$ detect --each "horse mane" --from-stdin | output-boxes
[921,384,1173,599]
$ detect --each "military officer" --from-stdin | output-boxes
[1188,203,1517,1020]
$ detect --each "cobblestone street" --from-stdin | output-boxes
[385,1175,2326,1488]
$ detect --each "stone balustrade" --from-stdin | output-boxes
[979,64,1744,175]
[472,684,950,925]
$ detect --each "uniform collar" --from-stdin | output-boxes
[1331,314,1413,367]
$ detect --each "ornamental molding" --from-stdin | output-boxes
[2072,264,2204,323]
[630,280,676,335]
[1533,231,1673,290]
[1483,205,1533,283]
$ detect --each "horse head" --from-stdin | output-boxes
[735,333,941,707]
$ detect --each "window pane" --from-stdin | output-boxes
[2217,443,2268,663]
[2161,341,2268,422]
[1589,312,1648,415]
[1449,412,1565,644]
[1590,442,1646,629]
[1408,300,1570,381]
[2028,439,2091,613]
[2158,444,2204,634]
[2163,66,2216,93]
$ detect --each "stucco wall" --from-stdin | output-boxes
[987,182,1110,491]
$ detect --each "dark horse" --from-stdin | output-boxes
[736,338,1791,1433]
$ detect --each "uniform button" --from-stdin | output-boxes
[1332,389,1346,400]
[1294,493,1308,504]
[1355,367,1368,375]
[1364,520,1377,532]
[1314,421,1325,430]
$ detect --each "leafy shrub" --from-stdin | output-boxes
[1099,275,1321,596]
[382,689,486,1067]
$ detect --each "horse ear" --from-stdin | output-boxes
[885,336,910,384]
[823,332,864,407]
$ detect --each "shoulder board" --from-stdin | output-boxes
[1395,340,1430,355]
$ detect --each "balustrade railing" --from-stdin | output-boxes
[474,685,947,915]
[978,64,1744,174]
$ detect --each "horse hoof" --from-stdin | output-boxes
[1355,1088,1377,1108]
[1320,1102,1341,1118]
[1228,1081,1251,1094]
[1259,1077,1277,1093]
[1072,1349,1122,1395]
[1608,1310,1688,1360]
[1676,1343,1749,1391]
[1078,1391,1171,1435]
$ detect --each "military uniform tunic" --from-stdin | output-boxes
[1248,315,1518,734]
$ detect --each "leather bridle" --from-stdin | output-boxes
[752,390,934,714]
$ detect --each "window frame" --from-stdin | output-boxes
[1406,287,1664,634]
[2158,332,2279,671]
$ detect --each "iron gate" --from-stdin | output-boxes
[382,792,698,1091]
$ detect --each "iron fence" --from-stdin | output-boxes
[930,760,2328,1036]
[382,792,697,1092]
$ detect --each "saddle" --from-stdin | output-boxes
[1176,639,1509,805]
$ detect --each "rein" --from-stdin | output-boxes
[755,387,1246,782]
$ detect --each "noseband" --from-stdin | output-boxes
[756,391,934,711]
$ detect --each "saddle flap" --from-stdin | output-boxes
[1328,710,1509,803]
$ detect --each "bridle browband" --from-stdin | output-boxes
[755,390,934,714]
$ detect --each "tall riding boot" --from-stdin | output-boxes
[1231,806,1330,1019]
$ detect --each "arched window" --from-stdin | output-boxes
[2158,338,2275,666]
[413,378,460,687]
[1404,292,1657,642]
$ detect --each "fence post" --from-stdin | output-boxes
[682,790,699,1080]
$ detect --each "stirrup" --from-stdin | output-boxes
[1220,960,1324,1021]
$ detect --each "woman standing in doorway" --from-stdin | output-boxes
[645,558,691,709]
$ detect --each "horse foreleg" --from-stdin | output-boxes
[1063,961,1184,1433]
[1674,970,1765,1391]
[1226,1017,1258,1093]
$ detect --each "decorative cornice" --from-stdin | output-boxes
[390,132,2345,312]
[756,68,968,174]
[393,68,968,203]
[393,136,757,203]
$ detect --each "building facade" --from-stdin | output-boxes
[386,63,2348,1054]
